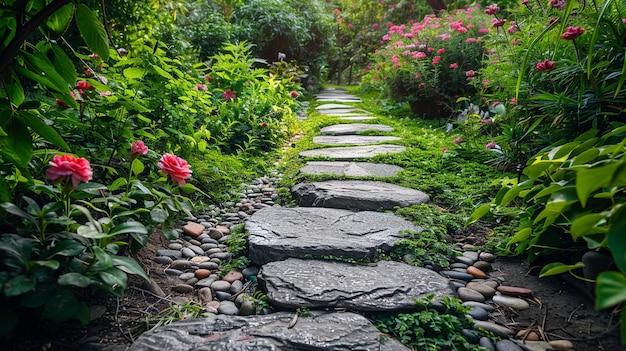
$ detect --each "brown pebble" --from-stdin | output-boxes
[497,285,533,298]
[549,340,574,349]
[197,287,213,304]
[473,260,492,272]
[172,283,194,293]
[182,221,205,238]
[222,270,244,283]
[467,266,487,279]
[516,329,539,341]
[207,228,223,240]
[195,269,212,279]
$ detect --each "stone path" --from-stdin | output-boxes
[130,89,572,351]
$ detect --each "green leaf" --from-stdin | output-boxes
[576,161,622,207]
[5,69,24,107]
[539,262,585,278]
[150,207,168,223]
[571,213,607,239]
[19,50,70,94]
[4,275,36,296]
[45,3,75,34]
[91,247,114,271]
[41,240,85,259]
[77,224,107,239]
[42,289,80,323]
[0,202,37,224]
[58,272,91,288]
[0,117,32,168]
[151,64,174,80]
[509,227,532,244]
[123,68,145,79]
[110,220,148,236]
[595,271,626,310]
[18,110,70,151]
[108,177,128,192]
[75,4,109,61]
[98,267,128,292]
[466,203,492,225]
[162,228,179,240]
[35,260,60,270]
[608,206,626,273]
[131,158,144,175]
[48,44,78,87]
[112,256,149,281]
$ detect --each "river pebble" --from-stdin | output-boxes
[493,294,530,310]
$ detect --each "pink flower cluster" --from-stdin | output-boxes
[561,26,584,40]
[536,59,556,72]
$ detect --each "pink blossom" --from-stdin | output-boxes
[507,22,517,34]
[511,98,517,104]
[485,5,500,15]
[442,148,448,153]
[418,83,425,88]
[223,90,236,100]
[549,17,558,25]
[550,0,566,9]
[412,51,427,59]
[491,18,507,27]
[452,138,463,144]
[449,63,459,69]
[561,26,584,40]
[486,141,497,149]
[290,91,299,98]
[482,80,491,85]
[158,153,192,185]
[99,91,113,96]
[536,59,556,72]
[131,140,149,157]
[89,53,99,59]
[480,119,492,125]
[436,33,452,40]
[46,154,93,187]
[521,0,529,4]
[479,28,490,34]
[437,48,445,55]
[466,70,476,77]
[194,83,208,91]
[432,56,441,65]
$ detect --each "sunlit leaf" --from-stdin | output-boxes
[75,4,109,61]
[596,271,626,310]
[539,262,584,277]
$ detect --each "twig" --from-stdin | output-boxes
[131,285,178,305]
[538,304,549,342]
[567,304,583,322]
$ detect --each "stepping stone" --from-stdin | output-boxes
[129,311,411,351]
[313,135,400,145]
[246,207,421,265]
[320,123,393,135]
[259,258,453,311]
[315,103,354,110]
[299,144,406,160]
[299,161,404,177]
[291,180,430,211]
[321,110,370,116]
[340,116,377,122]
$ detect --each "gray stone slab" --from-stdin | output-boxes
[246,207,420,266]
[292,180,429,210]
[315,103,354,110]
[299,161,404,177]
[316,98,362,102]
[317,109,371,116]
[313,135,401,145]
[320,123,394,135]
[129,311,411,351]
[260,259,453,311]
[299,144,406,160]
[340,116,377,122]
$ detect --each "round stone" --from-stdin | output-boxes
[461,329,480,344]
[195,275,218,288]
[211,280,231,292]
[170,260,192,270]
[462,301,495,312]
[205,248,223,255]
[238,299,256,316]
[164,268,183,276]
[450,262,469,269]
[205,300,219,314]
[179,272,195,281]
[172,284,194,293]
[468,306,489,321]
[222,270,244,283]
[494,339,523,351]
[466,282,496,298]
[473,261,492,272]
[202,237,219,244]
[242,266,259,279]
[516,330,539,341]
[474,321,514,338]
[466,266,487,279]
[181,247,196,258]
[185,278,198,285]
[153,256,173,265]
[218,301,239,315]
[188,245,204,255]
[462,251,480,262]
[449,280,466,291]
[189,256,210,264]
[201,243,218,250]
[441,270,474,281]
[207,228,223,240]
[198,262,219,270]
[455,256,474,266]
[493,294,530,310]
[479,252,496,262]
[549,340,575,349]
[479,337,495,351]
[167,243,183,250]
[457,287,485,302]
[496,285,533,298]
[195,269,212,279]
[215,291,232,300]
[230,280,244,294]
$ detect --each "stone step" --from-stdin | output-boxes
[320,123,393,135]
[299,144,406,160]
[299,161,404,177]
[339,116,377,122]
[129,311,411,351]
[318,108,369,116]
[313,135,401,145]
[259,258,453,311]
[246,206,422,266]
[315,103,354,110]
[291,180,429,211]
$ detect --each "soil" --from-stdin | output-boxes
[3,231,624,351]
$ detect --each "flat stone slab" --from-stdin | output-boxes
[313,135,400,145]
[340,116,377,122]
[320,123,393,135]
[317,109,370,116]
[246,207,421,265]
[259,259,453,311]
[299,161,404,177]
[299,144,406,160]
[129,311,411,351]
[315,103,354,110]
[292,180,430,210]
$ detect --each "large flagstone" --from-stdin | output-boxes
[259,259,453,311]
[313,135,400,145]
[320,123,393,135]
[246,207,420,265]
[299,161,404,177]
[291,179,429,210]
[299,144,406,160]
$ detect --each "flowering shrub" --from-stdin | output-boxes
[362,5,494,118]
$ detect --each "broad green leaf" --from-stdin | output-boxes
[4,275,36,296]
[19,50,70,93]
[509,227,532,244]
[576,161,622,207]
[112,256,149,281]
[108,177,128,192]
[571,214,607,239]
[539,262,585,277]
[18,110,70,151]
[75,4,109,61]
[41,240,85,259]
[608,206,626,273]
[77,224,107,239]
[49,44,77,87]
[151,64,174,80]
[131,159,144,175]
[58,272,91,288]
[19,287,55,308]
[0,118,32,168]
[595,271,626,310]
[162,228,179,240]
[572,148,600,166]
[42,289,80,323]
[150,207,168,223]
[91,247,114,272]
[5,69,24,107]
[110,221,148,236]
[466,203,492,225]
[123,68,145,79]
[0,202,36,224]
[534,188,578,227]
[98,267,128,291]
[45,2,75,34]
[34,260,60,270]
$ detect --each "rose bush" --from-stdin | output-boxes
[158,153,193,185]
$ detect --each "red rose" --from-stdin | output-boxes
[158,153,192,185]
[223,90,236,100]
[290,91,299,98]
[46,154,93,187]
[131,140,149,157]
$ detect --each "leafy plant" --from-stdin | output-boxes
[373,294,488,351]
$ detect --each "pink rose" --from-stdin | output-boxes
[158,153,192,185]
[561,26,584,40]
[131,140,149,157]
[46,154,93,187]
[290,91,299,98]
